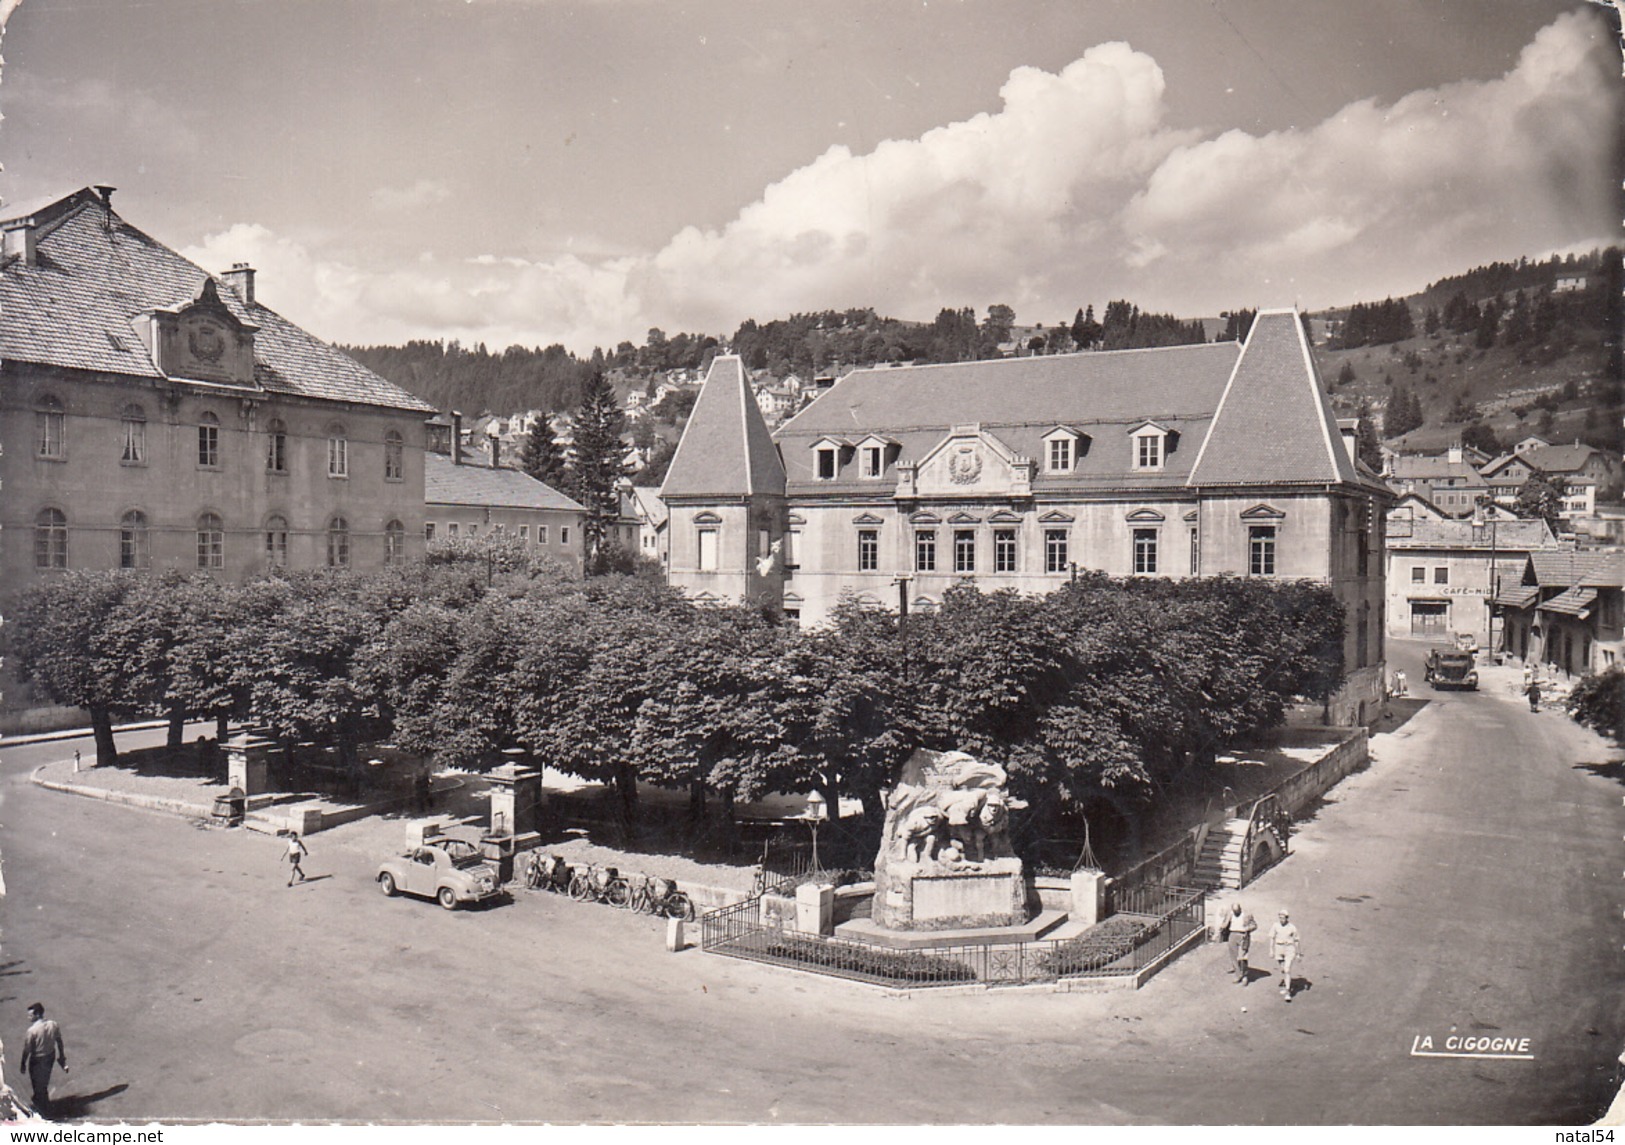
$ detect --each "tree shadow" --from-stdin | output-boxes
[1373,697,1428,734]
[42,1082,129,1121]
[1573,759,1625,786]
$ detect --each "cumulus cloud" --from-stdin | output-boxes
[185,11,1618,353]
[370,179,453,210]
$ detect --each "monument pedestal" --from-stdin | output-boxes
[871,856,1027,931]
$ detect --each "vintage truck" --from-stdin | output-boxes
[1424,648,1479,691]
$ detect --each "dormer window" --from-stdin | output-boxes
[861,446,883,478]
[812,437,848,480]
[818,448,838,480]
[1130,421,1174,471]
[1042,427,1085,473]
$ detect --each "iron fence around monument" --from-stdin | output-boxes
[699,883,1206,989]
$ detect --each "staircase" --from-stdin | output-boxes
[1193,818,1249,889]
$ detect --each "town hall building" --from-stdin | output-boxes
[662,310,1392,726]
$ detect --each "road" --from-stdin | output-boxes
[0,641,1619,1124]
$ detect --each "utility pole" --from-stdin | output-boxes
[894,573,912,683]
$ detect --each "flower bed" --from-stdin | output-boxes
[1035,915,1161,975]
[740,931,978,985]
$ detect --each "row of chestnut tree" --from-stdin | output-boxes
[9,541,1346,843]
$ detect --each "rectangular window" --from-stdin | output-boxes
[915,530,936,573]
[267,426,288,473]
[994,528,1017,573]
[447,522,459,537]
[1136,434,1162,469]
[857,528,879,572]
[328,435,348,477]
[817,449,837,479]
[1048,438,1071,471]
[1133,527,1158,574]
[698,528,718,571]
[121,417,146,464]
[953,529,976,574]
[425,523,437,541]
[266,526,288,568]
[198,423,219,468]
[467,524,479,537]
[861,446,882,478]
[1434,567,1448,585]
[1248,525,1277,576]
[785,529,800,569]
[36,408,64,458]
[537,525,549,545]
[1045,528,1069,574]
[1189,527,1200,575]
[384,434,404,481]
[519,525,530,541]
[1411,566,1425,583]
[561,526,570,544]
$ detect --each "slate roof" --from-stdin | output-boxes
[0,188,434,414]
[661,355,785,498]
[1493,584,1540,609]
[773,342,1241,493]
[1523,550,1623,588]
[1387,455,1487,484]
[1188,310,1362,488]
[1520,443,1609,475]
[425,452,584,511]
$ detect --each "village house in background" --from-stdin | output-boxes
[1495,550,1625,676]
[424,413,585,567]
[0,187,437,731]
[663,310,1393,727]
[1385,493,1558,646]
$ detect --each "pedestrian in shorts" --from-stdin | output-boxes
[1219,902,1258,984]
[284,832,309,886]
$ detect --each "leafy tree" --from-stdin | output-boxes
[1567,666,1625,741]
[1514,472,1567,531]
[518,413,568,489]
[9,571,142,764]
[634,437,678,487]
[567,369,629,565]
[1459,421,1501,457]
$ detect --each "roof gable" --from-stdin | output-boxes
[425,452,586,512]
[661,355,786,499]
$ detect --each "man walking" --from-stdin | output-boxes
[1219,902,1258,984]
[1271,910,1303,1002]
[284,832,309,886]
[20,1003,66,1117]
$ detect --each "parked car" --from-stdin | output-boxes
[1424,648,1479,691]
[378,837,503,909]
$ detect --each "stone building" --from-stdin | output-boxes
[424,445,585,569]
[1385,495,1558,644]
[663,309,1392,726]
[0,186,439,730]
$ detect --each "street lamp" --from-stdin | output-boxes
[804,789,828,874]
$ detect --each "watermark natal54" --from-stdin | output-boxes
[1408,1033,1534,1059]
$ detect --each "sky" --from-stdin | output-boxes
[0,0,1619,355]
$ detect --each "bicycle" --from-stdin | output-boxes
[568,863,630,907]
[627,873,695,920]
[524,851,571,894]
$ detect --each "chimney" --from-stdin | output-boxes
[1447,444,1463,464]
[1339,424,1358,467]
[451,412,464,465]
[488,432,501,469]
[3,216,36,266]
[222,262,256,305]
[93,184,116,210]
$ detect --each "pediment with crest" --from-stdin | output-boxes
[142,278,259,387]
[912,427,1027,497]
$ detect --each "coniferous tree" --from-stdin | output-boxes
[1353,398,1383,471]
[568,370,629,565]
[519,413,568,489]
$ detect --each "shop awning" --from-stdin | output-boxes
[1538,586,1597,617]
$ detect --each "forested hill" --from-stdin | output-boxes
[341,340,602,417]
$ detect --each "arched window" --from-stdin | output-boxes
[384,430,404,482]
[266,418,288,473]
[120,510,150,569]
[327,424,348,478]
[265,514,289,567]
[35,394,65,459]
[120,404,147,464]
[385,519,405,564]
[197,512,224,569]
[327,516,350,567]
[34,507,67,568]
[198,412,221,468]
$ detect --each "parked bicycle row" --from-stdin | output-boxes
[519,851,697,920]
